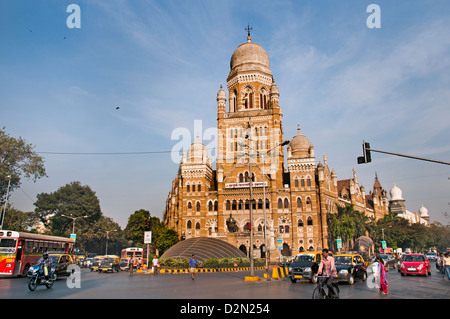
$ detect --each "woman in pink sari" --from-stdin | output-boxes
[377,255,389,294]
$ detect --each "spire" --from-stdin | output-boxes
[245,24,252,42]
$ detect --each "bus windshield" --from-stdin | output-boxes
[0,238,17,253]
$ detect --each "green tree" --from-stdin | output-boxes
[2,205,39,232]
[124,209,150,247]
[0,127,46,205]
[123,209,178,254]
[33,181,126,253]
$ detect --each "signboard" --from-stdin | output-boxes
[277,239,283,250]
[144,231,152,244]
[336,238,342,249]
[381,241,387,249]
[70,234,76,243]
[225,182,268,189]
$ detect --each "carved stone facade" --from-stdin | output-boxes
[164,34,389,259]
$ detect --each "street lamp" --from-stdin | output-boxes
[240,124,289,279]
[0,175,12,230]
[61,214,88,235]
[105,229,117,256]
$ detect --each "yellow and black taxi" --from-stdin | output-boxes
[98,256,120,273]
[90,256,108,272]
[27,253,74,279]
[334,253,367,285]
[288,251,331,284]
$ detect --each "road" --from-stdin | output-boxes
[0,262,448,300]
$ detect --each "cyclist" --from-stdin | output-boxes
[317,248,338,299]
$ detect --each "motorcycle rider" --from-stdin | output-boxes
[39,252,52,283]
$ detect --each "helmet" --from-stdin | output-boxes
[43,252,48,259]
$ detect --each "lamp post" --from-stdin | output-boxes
[61,214,88,235]
[240,125,289,279]
[0,175,12,230]
[105,229,117,256]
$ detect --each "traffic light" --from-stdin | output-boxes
[357,141,372,164]
[145,219,151,231]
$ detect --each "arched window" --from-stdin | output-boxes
[306,197,312,210]
[232,200,237,210]
[278,198,283,209]
[195,222,201,230]
[198,184,201,192]
[298,219,304,227]
[284,198,289,208]
[214,201,218,211]
[196,201,201,212]
[226,200,231,210]
[297,197,302,210]
[307,216,313,226]
[187,201,192,209]
[239,173,244,183]
[187,220,192,229]
[284,225,290,233]
[258,199,263,209]
[265,199,270,209]
[208,201,213,211]
[239,200,244,210]
[187,184,190,192]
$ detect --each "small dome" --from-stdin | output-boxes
[390,184,403,200]
[288,126,313,158]
[217,84,226,101]
[419,204,429,217]
[187,137,208,163]
[230,37,271,75]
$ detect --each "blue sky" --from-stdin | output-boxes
[1,0,450,228]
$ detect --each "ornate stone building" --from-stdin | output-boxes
[164,32,389,259]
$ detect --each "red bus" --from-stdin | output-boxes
[0,230,74,277]
[120,247,143,267]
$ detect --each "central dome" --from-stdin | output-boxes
[229,36,271,75]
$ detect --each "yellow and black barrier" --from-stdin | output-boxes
[155,266,265,274]
[271,266,289,280]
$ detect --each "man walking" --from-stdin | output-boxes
[189,254,199,280]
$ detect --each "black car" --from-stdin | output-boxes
[288,251,328,283]
[334,254,367,285]
[98,257,120,272]
[371,254,396,271]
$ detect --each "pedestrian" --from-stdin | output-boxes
[437,253,444,274]
[129,256,135,276]
[376,255,389,295]
[443,253,450,280]
[152,256,159,273]
[189,254,199,280]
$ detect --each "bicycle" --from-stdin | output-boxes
[312,275,340,299]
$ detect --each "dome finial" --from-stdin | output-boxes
[297,123,301,134]
[245,24,252,42]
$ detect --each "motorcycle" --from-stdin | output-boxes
[27,265,56,291]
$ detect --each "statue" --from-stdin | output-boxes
[226,214,239,233]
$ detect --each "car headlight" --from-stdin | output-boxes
[288,267,292,272]
[304,267,311,272]
[339,269,348,274]
[418,264,423,270]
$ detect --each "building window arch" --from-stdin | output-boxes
[307,216,313,226]
[208,201,213,212]
[187,220,192,229]
[298,219,304,227]
[297,197,302,210]
[214,200,218,212]
[284,198,289,209]
[278,198,283,209]
[187,201,192,210]
[306,197,312,210]
[242,86,254,109]
[196,201,201,212]
[195,222,201,230]
[226,200,231,210]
